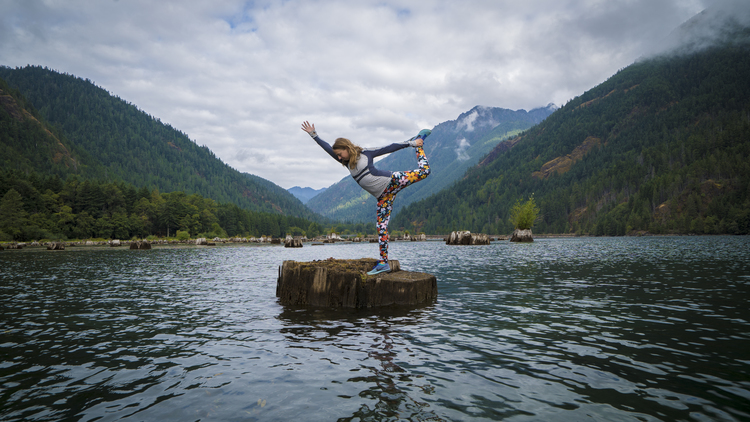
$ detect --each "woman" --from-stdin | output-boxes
[301,121,431,275]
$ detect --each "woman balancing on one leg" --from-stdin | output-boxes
[301,121,431,275]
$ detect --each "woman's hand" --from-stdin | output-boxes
[301,121,316,134]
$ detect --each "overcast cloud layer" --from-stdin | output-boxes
[0,0,713,189]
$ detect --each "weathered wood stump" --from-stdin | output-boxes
[276,258,437,308]
[130,240,152,250]
[47,242,65,250]
[445,231,490,245]
[510,229,534,242]
[284,238,303,248]
[196,237,208,245]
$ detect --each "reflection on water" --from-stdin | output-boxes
[1,237,749,421]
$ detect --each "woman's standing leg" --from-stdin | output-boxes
[373,145,431,266]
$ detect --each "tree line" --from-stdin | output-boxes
[0,170,347,242]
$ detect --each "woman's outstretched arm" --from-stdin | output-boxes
[301,121,340,162]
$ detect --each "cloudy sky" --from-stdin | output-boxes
[0,0,715,189]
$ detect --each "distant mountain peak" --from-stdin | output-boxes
[287,186,327,204]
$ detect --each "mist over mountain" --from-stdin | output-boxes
[645,0,750,58]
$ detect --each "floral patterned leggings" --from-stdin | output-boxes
[376,147,430,263]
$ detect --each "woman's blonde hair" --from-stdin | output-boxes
[332,138,362,169]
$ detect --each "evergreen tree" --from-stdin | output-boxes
[0,188,27,240]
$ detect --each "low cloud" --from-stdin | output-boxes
[457,110,479,132]
[455,138,470,161]
[645,0,750,58]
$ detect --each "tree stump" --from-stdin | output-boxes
[276,258,437,308]
[510,229,534,242]
[47,242,65,250]
[130,240,152,250]
[445,231,490,245]
[284,238,303,248]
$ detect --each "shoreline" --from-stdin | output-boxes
[1,232,744,252]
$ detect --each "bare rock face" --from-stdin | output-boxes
[129,240,152,250]
[445,231,490,245]
[510,229,534,242]
[196,238,208,245]
[276,258,437,308]
[110,239,121,247]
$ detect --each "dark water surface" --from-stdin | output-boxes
[1,237,749,421]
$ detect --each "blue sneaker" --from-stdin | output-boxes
[367,262,391,275]
[416,129,431,140]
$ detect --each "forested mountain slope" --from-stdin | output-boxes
[393,38,750,235]
[0,66,317,220]
[306,105,555,222]
[0,77,86,176]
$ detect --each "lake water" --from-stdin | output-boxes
[1,237,749,421]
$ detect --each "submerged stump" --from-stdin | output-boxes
[276,258,437,308]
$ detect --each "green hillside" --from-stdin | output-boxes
[307,105,555,222]
[0,65,317,220]
[0,78,323,241]
[393,42,750,235]
[0,78,86,176]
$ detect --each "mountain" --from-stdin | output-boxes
[0,65,319,220]
[287,186,327,204]
[306,105,556,222]
[392,22,750,235]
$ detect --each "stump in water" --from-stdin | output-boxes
[276,258,437,308]
[445,231,490,245]
[284,238,303,248]
[130,240,152,250]
[510,229,534,242]
[47,242,65,250]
